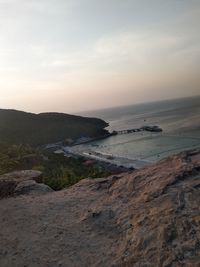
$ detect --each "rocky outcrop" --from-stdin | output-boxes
[0,170,52,198]
[14,180,53,195]
[0,169,43,182]
[0,150,200,267]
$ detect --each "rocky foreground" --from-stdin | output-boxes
[0,150,200,267]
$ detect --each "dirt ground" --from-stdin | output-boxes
[0,150,200,267]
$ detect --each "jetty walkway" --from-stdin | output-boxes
[113,125,163,135]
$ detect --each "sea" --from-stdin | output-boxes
[75,96,200,168]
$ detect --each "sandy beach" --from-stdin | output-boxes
[61,145,151,170]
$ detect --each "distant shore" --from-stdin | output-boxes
[56,145,152,170]
[45,124,164,170]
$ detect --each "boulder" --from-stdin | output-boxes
[0,170,53,198]
[0,170,43,183]
[14,180,53,195]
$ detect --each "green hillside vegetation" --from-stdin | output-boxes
[0,109,108,146]
[0,143,111,190]
[0,109,111,190]
[39,153,111,190]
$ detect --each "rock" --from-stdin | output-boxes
[0,170,43,183]
[0,170,50,198]
[14,180,53,195]
[0,179,17,199]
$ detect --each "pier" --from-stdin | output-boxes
[113,125,163,135]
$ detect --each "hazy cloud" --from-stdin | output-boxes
[0,0,199,112]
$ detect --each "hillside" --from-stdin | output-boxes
[0,150,200,266]
[0,109,108,146]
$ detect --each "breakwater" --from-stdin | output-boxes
[113,125,163,135]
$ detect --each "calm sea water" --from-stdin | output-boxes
[79,96,200,163]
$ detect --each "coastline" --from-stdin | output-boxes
[58,145,152,170]
[59,139,200,171]
[49,119,200,171]
[50,124,164,170]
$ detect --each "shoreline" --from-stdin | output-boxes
[59,145,152,170]
[50,125,164,170]
[59,140,200,171]
[47,124,200,170]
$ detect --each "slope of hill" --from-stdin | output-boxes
[0,109,108,146]
[0,150,200,267]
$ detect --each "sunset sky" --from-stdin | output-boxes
[0,0,200,113]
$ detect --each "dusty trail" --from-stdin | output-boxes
[0,150,200,267]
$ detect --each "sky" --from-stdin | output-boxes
[0,0,200,113]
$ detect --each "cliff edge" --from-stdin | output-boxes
[0,150,200,267]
